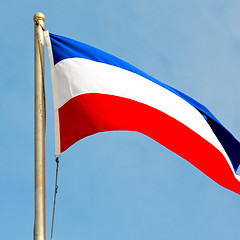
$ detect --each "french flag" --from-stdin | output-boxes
[45,31,240,195]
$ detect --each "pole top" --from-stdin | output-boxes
[33,12,45,22]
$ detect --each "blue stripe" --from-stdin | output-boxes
[49,32,240,172]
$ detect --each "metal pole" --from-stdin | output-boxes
[33,12,46,240]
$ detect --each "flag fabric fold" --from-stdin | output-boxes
[45,31,240,195]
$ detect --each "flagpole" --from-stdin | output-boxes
[33,12,46,240]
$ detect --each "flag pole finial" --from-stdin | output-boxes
[33,12,45,22]
[34,12,45,31]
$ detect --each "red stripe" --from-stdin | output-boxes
[58,93,240,195]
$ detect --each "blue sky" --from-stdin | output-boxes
[1,0,240,239]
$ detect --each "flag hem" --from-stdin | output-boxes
[44,30,61,155]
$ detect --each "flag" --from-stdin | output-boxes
[45,31,240,195]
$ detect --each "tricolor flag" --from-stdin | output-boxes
[45,31,240,195]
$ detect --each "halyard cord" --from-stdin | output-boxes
[50,156,60,240]
[34,18,46,31]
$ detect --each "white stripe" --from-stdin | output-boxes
[54,57,235,173]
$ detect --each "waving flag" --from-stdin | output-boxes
[45,31,240,195]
